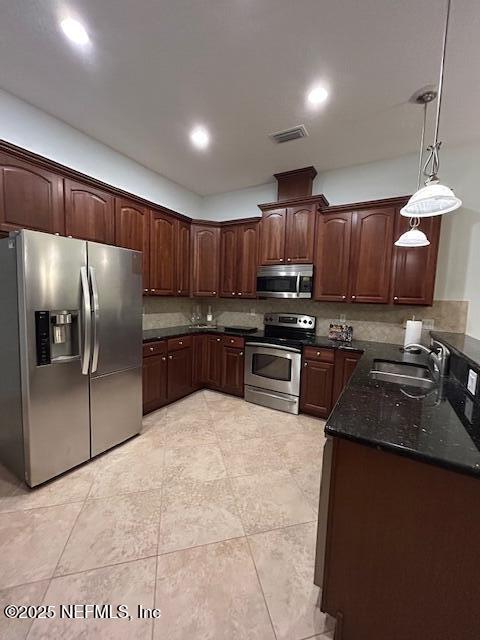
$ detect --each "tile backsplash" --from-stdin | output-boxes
[143,297,468,345]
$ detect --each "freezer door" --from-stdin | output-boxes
[90,367,142,456]
[17,230,90,486]
[87,242,142,377]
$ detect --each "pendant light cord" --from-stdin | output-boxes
[423,0,452,184]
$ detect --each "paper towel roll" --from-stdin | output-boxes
[404,320,423,347]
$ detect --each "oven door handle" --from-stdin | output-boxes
[296,273,301,296]
[245,342,302,354]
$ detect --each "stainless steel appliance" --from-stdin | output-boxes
[256,264,313,299]
[0,230,143,487]
[244,313,316,414]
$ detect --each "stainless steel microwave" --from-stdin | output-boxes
[256,264,313,299]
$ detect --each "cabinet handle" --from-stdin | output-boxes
[144,289,149,293]
[178,290,181,294]
[149,347,154,352]
[213,291,216,295]
[161,356,166,361]
[287,258,291,262]
[316,351,320,356]
[279,258,283,262]
[150,289,155,292]
[232,292,236,295]
[238,292,242,296]
[240,351,244,356]
[216,338,221,342]
[230,339,234,343]
[304,362,308,367]
[351,295,356,300]
[55,233,60,236]
[342,295,346,299]
[394,296,399,301]
[179,341,183,345]
[168,355,173,360]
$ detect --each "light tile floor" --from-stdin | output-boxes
[0,390,334,640]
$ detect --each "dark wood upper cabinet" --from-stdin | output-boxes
[219,226,238,298]
[236,222,258,298]
[0,152,64,235]
[259,208,286,265]
[64,179,115,244]
[285,205,316,263]
[392,211,441,305]
[176,219,191,296]
[149,211,176,296]
[114,198,150,292]
[349,208,395,303]
[314,212,352,301]
[220,222,258,298]
[191,224,220,297]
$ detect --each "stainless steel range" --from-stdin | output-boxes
[244,313,316,414]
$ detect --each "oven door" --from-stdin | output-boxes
[244,343,302,396]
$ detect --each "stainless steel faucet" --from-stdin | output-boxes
[404,340,450,378]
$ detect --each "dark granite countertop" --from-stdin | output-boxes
[326,341,480,478]
[143,325,368,351]
[431,331,480,369]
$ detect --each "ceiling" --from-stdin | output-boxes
[1,0,479,196]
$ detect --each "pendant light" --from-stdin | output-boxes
[401,0,462,218]
[395,91,435,247]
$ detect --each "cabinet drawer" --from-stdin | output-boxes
[167,335,193,352]
[143,341,167,358]
[222,335,245,349]
[303,346,335,363]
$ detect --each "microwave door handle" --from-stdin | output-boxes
[80,266,92,375]
[89,266,100,374]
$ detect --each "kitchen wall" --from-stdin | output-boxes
[201,142,480,340]
[0,89,202,218]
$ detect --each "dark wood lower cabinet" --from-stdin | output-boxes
[167,347,193,402]
[221,346,245,397]
[300,357,334,418]
[205,335,223,389]
[142,352,168,414]
[333,350,362,405]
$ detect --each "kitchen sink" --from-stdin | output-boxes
[370,360,436,389]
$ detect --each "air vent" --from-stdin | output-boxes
[269,125,308,144]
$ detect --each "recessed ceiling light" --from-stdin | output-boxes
[307,86,329,107]
[60,18,90,45]
[190,126,210,150]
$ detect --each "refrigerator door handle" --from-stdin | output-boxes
[80,266,92,375]
[89,266,100,374]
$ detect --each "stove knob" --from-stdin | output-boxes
[309,320,313,325]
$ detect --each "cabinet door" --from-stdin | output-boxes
[167,347,193,402]
[259,209,287,265]
[237,223,258,298]
[176,220,191,296]
[142,354,168,414]
[114,198,150,293]
[191,225,220,297]
[0,152,64,235]
[205,335,223,389]
[314,212,352,302]
[392,212,441,305]
[349,208,394,303]
[285,205,316,263]
[333,350,362,404]
[219,226,238,297]
[193,334,207,389]
[64,179,114,243]
[150,211,176,296]
[222,346,245,396]
[300,359,334,418]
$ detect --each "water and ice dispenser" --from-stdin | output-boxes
[35,310,80,365]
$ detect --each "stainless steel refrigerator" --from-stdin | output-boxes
[0,229,143,487]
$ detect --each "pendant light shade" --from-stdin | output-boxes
[400,182,462,217]
[394,227,430,247]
